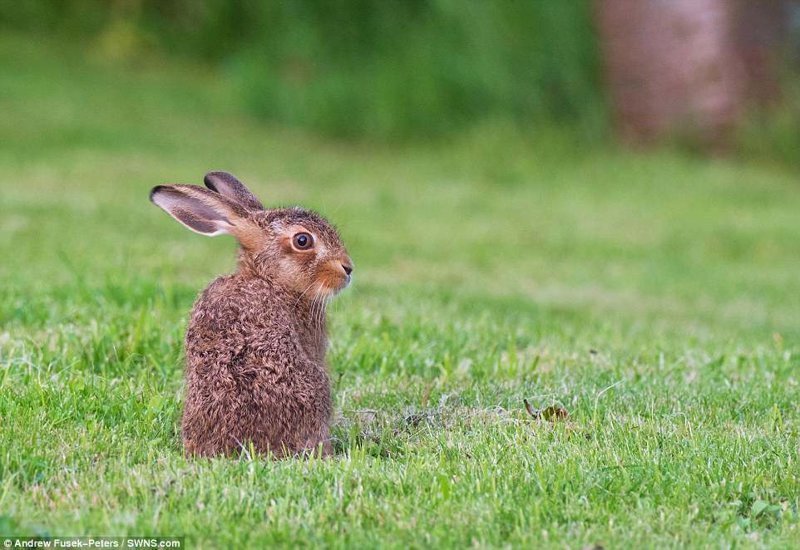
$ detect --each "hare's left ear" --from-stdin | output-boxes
[149,184,265,249]
[204,171,264,212]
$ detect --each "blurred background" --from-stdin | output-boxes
[2,0,800,345]
[2,0,799,160]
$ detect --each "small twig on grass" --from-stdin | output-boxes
[592,379,624,424]
[596,380,623,399]
[524,399,569,421]
[523,398,538,419]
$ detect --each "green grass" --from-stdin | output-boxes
[1,34,800,548]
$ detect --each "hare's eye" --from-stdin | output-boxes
[292,232,314,250]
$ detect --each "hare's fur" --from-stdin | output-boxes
[150,172,352,457]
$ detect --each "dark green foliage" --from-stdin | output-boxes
[0,0,606,140]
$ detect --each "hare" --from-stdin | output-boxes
[150,171,352,458]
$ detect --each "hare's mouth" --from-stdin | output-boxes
[316,266,351,296]
[317,275,350,296]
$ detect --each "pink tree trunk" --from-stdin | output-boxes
[595,0,745,148]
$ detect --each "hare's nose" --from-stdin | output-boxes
[341,263,353,276]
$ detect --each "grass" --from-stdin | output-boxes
[1,34,800,548]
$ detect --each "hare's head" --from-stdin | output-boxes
[150,172,352,298]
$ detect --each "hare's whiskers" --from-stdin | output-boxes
[293,281,317,310]
[313,283,327,326]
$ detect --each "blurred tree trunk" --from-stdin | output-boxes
[595,0,746,149]
[732,0,789,107]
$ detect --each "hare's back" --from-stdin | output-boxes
[184,275,293,366]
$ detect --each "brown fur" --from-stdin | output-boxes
[150,172,352,458]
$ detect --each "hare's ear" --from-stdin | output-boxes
[150,184,264,249]
[204,171,264,211]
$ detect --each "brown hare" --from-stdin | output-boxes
[150,171,352,458]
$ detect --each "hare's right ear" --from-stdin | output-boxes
[150,185,264,248]
[204,171,264,211]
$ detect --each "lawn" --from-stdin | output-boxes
[1,35,799,548]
